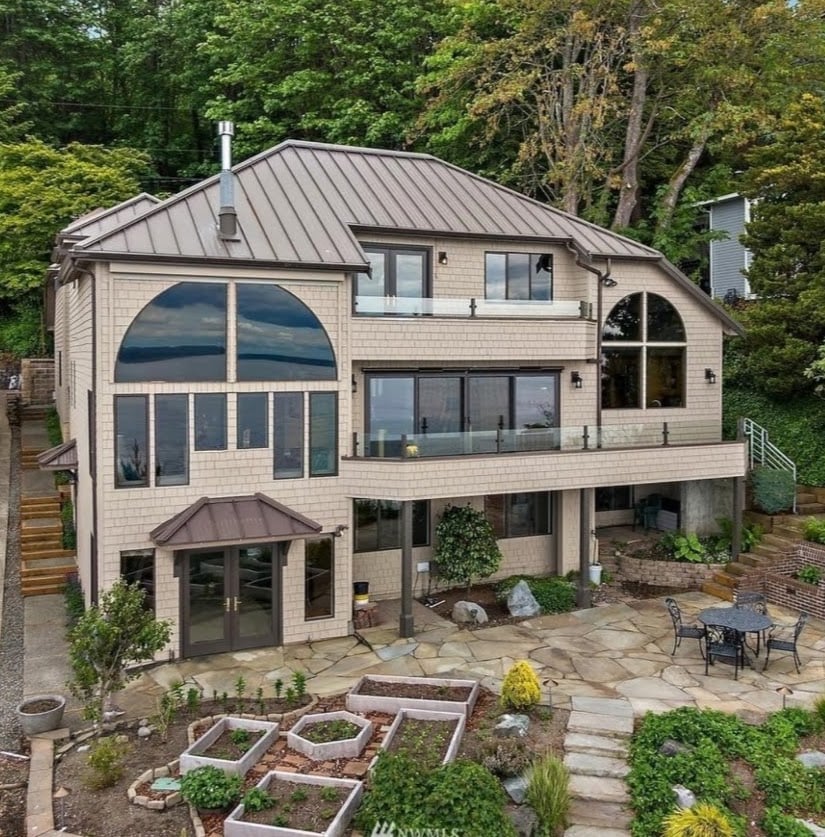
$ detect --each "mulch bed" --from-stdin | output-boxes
[356,678,473,701]
[384,717,459,767]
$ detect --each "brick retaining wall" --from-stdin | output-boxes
[601,552,723,589]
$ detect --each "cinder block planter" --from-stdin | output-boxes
[287,710,373,760]
[345,674,479,717]
[609,553,725,589]
[379,707,466,766]
[224,771,363,837]
[180,716,278,776]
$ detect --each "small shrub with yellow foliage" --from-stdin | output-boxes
[662,802,735,837]
[500,660,541,711]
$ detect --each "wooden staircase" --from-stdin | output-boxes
[19,495,76,596]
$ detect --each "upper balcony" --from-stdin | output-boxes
[353,295,588,319]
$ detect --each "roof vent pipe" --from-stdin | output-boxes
[217,121,237,238]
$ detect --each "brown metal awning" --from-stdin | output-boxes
[37,439,78,470]
[149,493,323,548]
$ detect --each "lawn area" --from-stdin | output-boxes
[628,703,825,836]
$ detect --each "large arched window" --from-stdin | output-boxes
[236,284,336,381]
[115,283,227,382]
[602,293,686,409]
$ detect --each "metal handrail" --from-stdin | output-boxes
[741,418,797,512]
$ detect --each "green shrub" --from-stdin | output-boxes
[754,757,822,811]
[501,660,541,711]
[355,751,427,831]
[796,564,823,586]
[495,575,576,614]
[662,802,734,837]
[660,532,730,564]
[61,499,76,550]
[62,576,85,628]
[241,787,274,813]
[750,466,796,514]
[434,504,502,590]
[761,806,815,837]
[803,517,825,545]
[525,752,569,836]
[180,766,242,810]
[85,736,129,789]
[716,517,763,553]
[45,407,63,447]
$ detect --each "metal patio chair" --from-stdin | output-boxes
[665,597,705,658]
[705,625,745,680]
[734,591,769,656]
[764,611,809,674]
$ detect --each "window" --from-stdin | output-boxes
[485,252,552,301]
[115,395,148,487]
[602,293,686,409]
[485,492,552,538]
[596,486,632,512]
[309,393,337,476]
[115,282,227,382]
[121,549,155,611]
[236,284,336,381]
[354,246,430,313]
[237,393,268,449]
[354,500,430,552]
[194,394,226,450]
[305,538,333,619]
[155,395,188,485]
[274,392,304,478]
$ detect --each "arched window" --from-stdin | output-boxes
[115,283,227,382]
[602,293,686,409]
[236,284,336,381]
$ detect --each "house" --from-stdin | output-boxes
[699,193,754,301]
[47,136,746,659]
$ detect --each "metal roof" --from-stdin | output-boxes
[60,193,160,243]
[149,493,323,548]
[36,439,77,471]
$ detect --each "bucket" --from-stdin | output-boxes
[353,581,370,608]
[588,564,603,586]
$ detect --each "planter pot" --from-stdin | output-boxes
[346,674,479,717]
[287,710,373,760]
[16,694,66,736]
[379,707,466,767]
[589,563,603,585]
[224,771,363,837]
[180,716,279,776]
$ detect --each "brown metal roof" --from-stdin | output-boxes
[149,493,323,548]
[37,439,78,470]
[61,193,160,242]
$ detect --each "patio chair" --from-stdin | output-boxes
[734,591,769,656]
[665,597,705,658]
[764,611,808,674]
[705,625,745,680]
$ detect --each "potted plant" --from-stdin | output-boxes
[16,693,66,735]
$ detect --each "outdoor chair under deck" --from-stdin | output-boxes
[764,611,809,674]
[705,625,746,680]
[734,591,770,656]
[665,597,705,658]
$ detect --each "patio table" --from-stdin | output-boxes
[698,606,772,667]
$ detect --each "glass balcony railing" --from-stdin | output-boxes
[353,420,726,459]
[353,295,588,318]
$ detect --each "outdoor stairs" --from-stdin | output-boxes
[19,495,76,596]
[563,695,633,837]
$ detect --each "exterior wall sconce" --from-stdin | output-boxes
[705,368,717,384]
[571,371,583,389]
[438,251,448,265]
[600,275,618,288]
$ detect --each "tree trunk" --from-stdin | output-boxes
[655,126,711,234]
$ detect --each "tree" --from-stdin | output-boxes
[433,504,502,592]
[68,579,171,724]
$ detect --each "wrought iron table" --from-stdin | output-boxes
[698,606,772,667]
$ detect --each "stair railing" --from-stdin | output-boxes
[740,418,797,513]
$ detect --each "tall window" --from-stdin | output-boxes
[274,393,304,478]
[485,492,552,538]
[309,393,337,476]
[354,246,429,312]
[237,393,268,449]
[305,538,333,619]
[485,252,552,300]
[596,486,632,511]
[194,394,227,450]
[121,548,155,611]
[115,395,148,488]
[602,293,686,409]
[155,394,188,485]
[354,500,430,552]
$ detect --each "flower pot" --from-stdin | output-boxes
[589,563,603,586]
[16,694,66,735]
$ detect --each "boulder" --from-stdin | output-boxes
[798,751,825,769]
[452,600,489,624]
[507,580,541,618]
[660,738,693,757]
[673,784,696,809]
[502,775,529,804]
[508,803,539,836]
[494,713,530,738]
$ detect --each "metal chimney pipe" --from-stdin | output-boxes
[217,121,237,238]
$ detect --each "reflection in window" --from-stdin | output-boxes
[305,538,333,619]
[647,294,685,341]
[647,348,684,408]
[115,282,227,382]
[602,349,641,409]
[309,393,337,476]
[603,293,641,341]
[115,395,148,487]
[155,394,188,485]
[353,500,430,552]
[121,548,155,611]
[354,247,429,308]
[274,393,303,478]
[485,252,552,301]
[237,393,268,449]
[596,486,632,512]
[194,394,226,450]
[485,493,552,538]
[236,284,336,381]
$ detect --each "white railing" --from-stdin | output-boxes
[741,418,797,512]
[353,295,587,318]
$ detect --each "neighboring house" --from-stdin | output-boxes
[47,138,746,660]
[699,193,754,301]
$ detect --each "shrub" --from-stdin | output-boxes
[796,564,823,586]
[660,532,729,564]
[241,787,274,813]
[662,802,734,837]
[525,752,569,836]
[60,499,76,549]
[495,575,576,614]
[501,660,541,711]
[803,517,825,545]
[85,735,129,789]
[716,517,763,553]
[355,751,431,832]
[63,576,85,628]
[434,504,502,590]
[180,766,242,810]
[479,739,532,777]
[762,806,815,837]
[750,466,795,514]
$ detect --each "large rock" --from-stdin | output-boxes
[452,600,489,624]
[673,784,696,809]
[502,775,529,804]
[495,713,530,738]
[507,580,541,618]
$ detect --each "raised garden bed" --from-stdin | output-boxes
[345,674,479,717]
[287,710,373,760]
[224,771,363,837]
[180,716,278,776]
[379,707,466,767]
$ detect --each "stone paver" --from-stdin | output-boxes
[564,751,629,779]
[569,773,629,804]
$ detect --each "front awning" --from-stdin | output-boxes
[37,439,78,470]
[149,493,323,548]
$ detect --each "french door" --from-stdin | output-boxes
[181,544,282,657]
